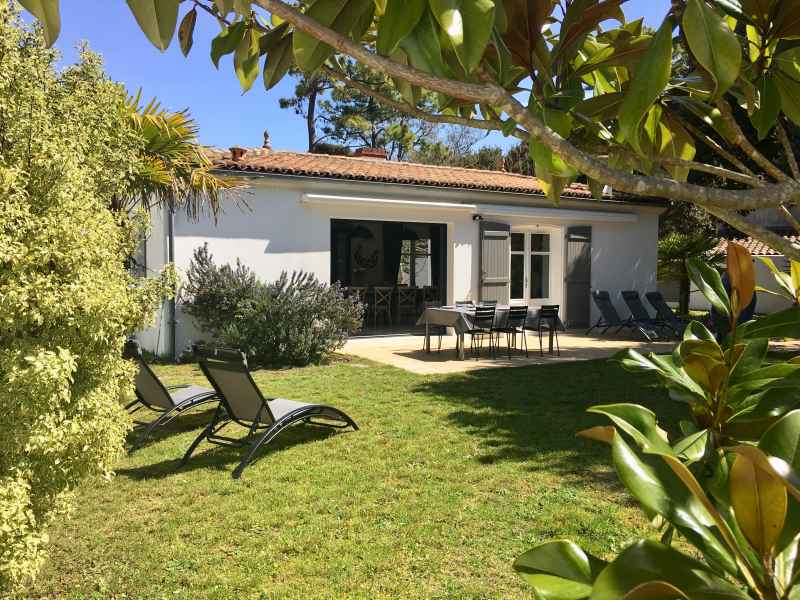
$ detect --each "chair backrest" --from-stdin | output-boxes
[539,305,560,320]
[591,291,623,325]
[374,286,393,306]
[507,305,529,327]
[645,291,676,321]
[480,299,498,307]
[621,290,652,321]
[123,340,174,411]
[347,286,369,304]
[398,287,417,305]
[194,346,273,426]
[473,305,496,328]
[423,286,441,303]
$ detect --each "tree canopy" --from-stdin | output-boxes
[20,0,800,258]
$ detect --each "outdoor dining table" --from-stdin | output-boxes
[416,305,565,360]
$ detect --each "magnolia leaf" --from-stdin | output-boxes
[234,27,262,92]
[178,7,197,57]
[611,435,739,575]
[514,540,606,595]
[429,0,495,73]
[792,261,800,302]
[737,305,800,340]
[376,0,426,55]
[577,425,616,444]
[211,20,246,68]
[214,0,234,16]
[263,33,294,90]
[19,0,60,47]
[727,242,755,318]
[126,0,180,51]
[399,9,451,78]
[682,0,741,98]
[751,75,780,140]
[293,0,374,73]
[591,540,747,599]
[686,258,730,317]
[760,410,800,470]
[672,429,709,463]
[618,17,673,153]
[623,581,688,600]
[730,452,788,558]
[587,404,672,453]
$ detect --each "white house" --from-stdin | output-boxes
[137,147,665,357]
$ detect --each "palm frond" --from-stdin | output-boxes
[121,90,235,221]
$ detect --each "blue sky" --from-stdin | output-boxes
[52,0,672,152]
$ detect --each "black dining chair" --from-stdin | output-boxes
[493,305,529,357]
[465,305,496,358]
[532,305,561,356]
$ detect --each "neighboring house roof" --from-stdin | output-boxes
[210,148,655,203]
[714,236,799,257]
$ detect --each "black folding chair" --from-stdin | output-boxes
[534,305,561,356]
[645,291,688,337]
[465,305,496,358]
[621,291,663,340]
[122,340,219,451]
[587,291,656,341]
[184,346,358,479]
[493,305,529,357]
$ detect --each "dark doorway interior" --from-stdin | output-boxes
[331,219,447,330]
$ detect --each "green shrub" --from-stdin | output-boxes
[515,244,800,599]
[181,243,259,338]
[0,11,172,591]
[182,247,363,365]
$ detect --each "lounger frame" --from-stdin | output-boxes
[184,346,358,479]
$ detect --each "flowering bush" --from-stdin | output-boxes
[182,247,363,366]
[0,10,173,591]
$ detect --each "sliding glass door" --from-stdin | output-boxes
[510,231,553,304]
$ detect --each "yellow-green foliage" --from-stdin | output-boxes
[0,8,174,591]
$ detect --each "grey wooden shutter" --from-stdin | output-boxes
[565,226,592,328]
[479,221,511,303]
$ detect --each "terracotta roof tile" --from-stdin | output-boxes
[714,236,798,256]
[211,149,615,200]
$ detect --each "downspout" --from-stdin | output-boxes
[167,207,177,361]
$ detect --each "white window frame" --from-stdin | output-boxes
[508,228,557,305]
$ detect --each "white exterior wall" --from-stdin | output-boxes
[136,174,663,354]
[134,206,173,357]
[590,214,660,324]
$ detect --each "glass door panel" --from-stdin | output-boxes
[510,233,525,300]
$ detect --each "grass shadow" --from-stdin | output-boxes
[118,422,346,481]
[413,358,683,484]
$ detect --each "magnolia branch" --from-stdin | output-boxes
[256,0,800,212]
[320,66,527,140]
[716,98,789,183]
[706,206,800,261]
[682,120,756,178]
[777,120,800,181]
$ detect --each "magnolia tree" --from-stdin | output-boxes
[20,0,800,258]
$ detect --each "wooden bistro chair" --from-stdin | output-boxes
[397,286,419,324]
[373,286,394,327]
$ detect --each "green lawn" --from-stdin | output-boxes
[30,356,681,599]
